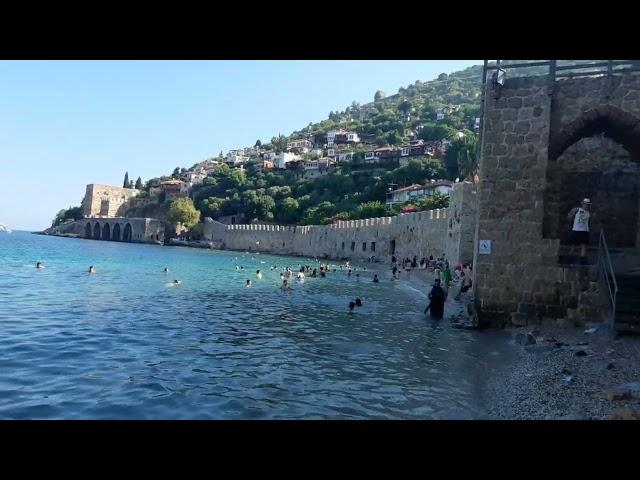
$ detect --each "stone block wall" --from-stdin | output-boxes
[203,181,476,265]
[82,184,140,218]
[474,72,640,327]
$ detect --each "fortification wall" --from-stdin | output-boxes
[204,181,476,264]
[82,184,140,217]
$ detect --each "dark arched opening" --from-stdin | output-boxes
[93,222,101,239]
[123,223,133,242]
[544,105,640,249]
[112,223,121,241]
[85,222,92,239]
[102,223,111,240]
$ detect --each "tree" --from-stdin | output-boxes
[414,192,450,211]
[200,197,223,219]
[129,180,134,189]
[135,177,143,189]
[255,139,262,148]
[398,99,412,117]
[51,206,84,227]
[418,123,455,142]
[277,197,300,224]
[123,172,129,188]
[437,73,448,81]
[386,131,403,145]
[271,133,288,153]
[172,167,181,178]
[374,90,386,102]
[352,201,393,219]
[168,197,200,229]
[445,136,478,180]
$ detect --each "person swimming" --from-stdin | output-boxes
[348,269,352,277]
[256,270,262,279]
[163,267,170,273]
[246,279,252,287]
[355,298,363,307]
[297,271,305,281]
[166,279,181,287]
[348,301,355,313]
[373,274,379,283]
[36,262,45,269]
[88,266,96,273]
[281,279,292,291]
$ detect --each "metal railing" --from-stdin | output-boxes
[597,230,618,331]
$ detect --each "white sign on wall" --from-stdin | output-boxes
[479,240,492,255]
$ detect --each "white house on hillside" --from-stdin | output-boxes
[385,180,452,205]
[273,152,301,169]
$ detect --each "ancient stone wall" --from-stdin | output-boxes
[204,181,476,264]
[57,217,164,244]
[474,72,640,327]
[82,184,140,218]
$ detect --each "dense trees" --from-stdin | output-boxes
[168,198,200,229]
[135,177,143,189]
[52,206,84,227]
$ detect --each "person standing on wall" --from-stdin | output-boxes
[568,198,592,264]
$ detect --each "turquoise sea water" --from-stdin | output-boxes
[0,231,513,419]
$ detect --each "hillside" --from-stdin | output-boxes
[67,60,606,231]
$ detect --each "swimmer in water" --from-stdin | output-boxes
[281,279,292,291]
[166,279,181,287]
[373,274,379,283]
[163,267,170,273]
[355,298,363,307]
[88,266,96,273]
[348,301,355,313]
[256,270,262,279]
[297,271,305,281]
[246,279,252,288]
[36,262,45,269]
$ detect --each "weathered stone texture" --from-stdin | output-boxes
[474,73,640,326]
[82,184,140,218]
[203,182,476,265]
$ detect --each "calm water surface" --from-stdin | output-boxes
[0,231,514,419]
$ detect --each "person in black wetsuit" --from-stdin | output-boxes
[425,279,446,319]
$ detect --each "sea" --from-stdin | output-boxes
[0,230,514,419]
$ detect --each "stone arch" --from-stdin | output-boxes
[93,222,101,239]
[549,105,640,161]
[102,222,111,240]
[85,222,92,239]
[123,222,133,242]
[544,106,640,247]
[112,222,121,241]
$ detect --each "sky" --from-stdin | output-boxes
[0,60,480,231]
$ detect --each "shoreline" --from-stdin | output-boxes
[29,232,640,419]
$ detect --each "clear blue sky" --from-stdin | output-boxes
[0,60,480,231]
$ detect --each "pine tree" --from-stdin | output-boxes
[135,177,142,189]
[123,172,129,188]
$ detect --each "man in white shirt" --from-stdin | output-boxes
[567,198,592,264]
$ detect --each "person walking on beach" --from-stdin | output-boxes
[568,198,592,264]
[442,262,452,288]
[425,279,446,319]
